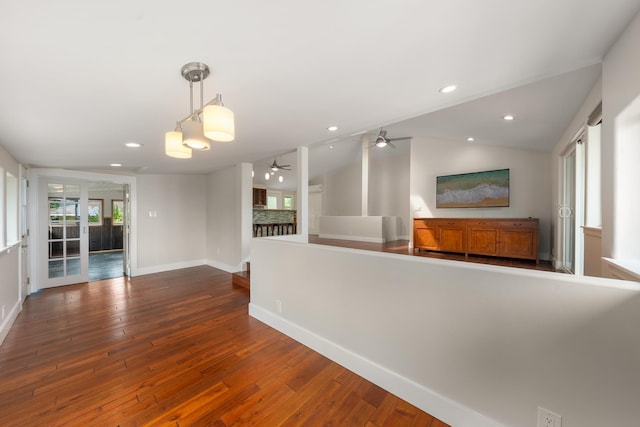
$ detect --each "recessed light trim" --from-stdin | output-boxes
[466,137,475,142]
[439,85,457,93]
[327,125,338,132]
[503,114,515,121]
[125,142,142,148]
[110,163,122,167]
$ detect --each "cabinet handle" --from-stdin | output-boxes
[514,223,522,226]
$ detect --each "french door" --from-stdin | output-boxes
[123,183,131,277]
[39,179,89,288]
[559,138,585,275]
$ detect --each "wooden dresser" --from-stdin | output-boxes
[413,218,539,263]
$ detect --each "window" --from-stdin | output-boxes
[267,195,278,209]
[88,199,103,226]
[283,195,294,210]
[112,200,124,224]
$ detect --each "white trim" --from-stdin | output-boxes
[602,258,640,282]
[249,303,507,427]
[206,259,242,274]
[319,233,385,243]
[582,226,602,238]
[0,299,22,346]
[132,259,206,277]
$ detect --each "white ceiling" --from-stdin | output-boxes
[1,1,638,175]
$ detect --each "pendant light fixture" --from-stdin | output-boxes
[165,62,235,159]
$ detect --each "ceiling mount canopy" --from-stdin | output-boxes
[165,62,235,159]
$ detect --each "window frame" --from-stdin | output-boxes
[88,198,103,226]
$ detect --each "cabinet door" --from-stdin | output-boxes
[498,229,536,260]
[439,223,464,253]
[467,227,499,256]
[414,224,440,250]
[253,188,267,205]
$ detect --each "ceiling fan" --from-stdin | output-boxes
[268,159,291,171]
[369,128,412,148]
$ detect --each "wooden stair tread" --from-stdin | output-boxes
[232,268,250,290]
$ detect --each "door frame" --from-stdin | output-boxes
[28,169,137,293]
[558,131,585,275]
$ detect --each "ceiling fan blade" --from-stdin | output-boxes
[280,164,291,168]
[387,136,412,142]
[388,141,397,149]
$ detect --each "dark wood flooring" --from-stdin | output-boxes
[309,235,556,272]
[0,266,449,426]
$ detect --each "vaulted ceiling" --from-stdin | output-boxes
[1,1,638,175]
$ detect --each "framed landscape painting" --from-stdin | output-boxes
[436,168,510,208]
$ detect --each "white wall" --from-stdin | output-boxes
[136,174,207,275]
[313,161,362,216]
[602,11,640,263]
[250,237,640,427]
[206,165,246,272]
[410,138,552,260]
[0,144,21,345]
[368,154,410,239]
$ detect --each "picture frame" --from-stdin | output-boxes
[436,168,510,208]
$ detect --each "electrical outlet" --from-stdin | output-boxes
[537,407,561,427]
[1,305,5,320]
[275,300,282,314]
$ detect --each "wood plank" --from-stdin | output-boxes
[0,266,450,426]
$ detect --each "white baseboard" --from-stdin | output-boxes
[0,299,22,346]
[132,259,207,277]
[206,259,242,274]
[319,234,384,243]
[248,303,505,427]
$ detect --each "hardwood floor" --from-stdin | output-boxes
[0,266,449,426]
[309,235,556,272]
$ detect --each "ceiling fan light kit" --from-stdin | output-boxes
[165,62,235,159]
[370,128,412,149]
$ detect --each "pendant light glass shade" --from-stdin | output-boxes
[203,104,235,142]
[182,119,211,150]
[165,130,192,159]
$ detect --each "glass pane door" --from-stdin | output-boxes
[123,183,131,277]
[41,180,88,287]
[562,148,576,273]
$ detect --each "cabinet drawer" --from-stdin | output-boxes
[496,220,537,229]
[466,220,496,227]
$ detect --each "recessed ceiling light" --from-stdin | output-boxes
[439,85,457,93]
[466,137,475,142]
[278,176,284,183]
[327,125,338,132]
[503,115,515,121]
[110,163,122,167]
[329,145,334,149]
[125,142,142,148]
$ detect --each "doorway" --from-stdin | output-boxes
[87,182,127,281]
[30,169,136,293]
